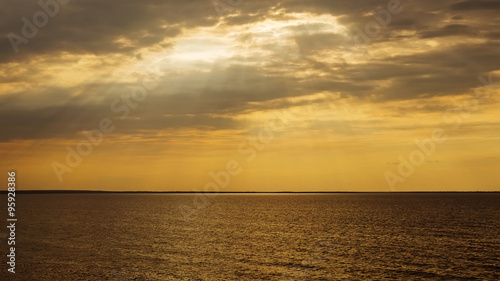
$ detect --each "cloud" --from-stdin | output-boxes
[1,0,500,143]
[419,24,477,38]
[450,0,500,11]
[0,0,216,62]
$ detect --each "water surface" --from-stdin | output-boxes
[1,193,499,280]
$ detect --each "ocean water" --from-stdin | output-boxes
[1,193,499,280]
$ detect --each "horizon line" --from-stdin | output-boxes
[1,190,499,194]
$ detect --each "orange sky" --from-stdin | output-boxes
[1,0,499,191]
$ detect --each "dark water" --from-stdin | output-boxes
[1,193,499,280]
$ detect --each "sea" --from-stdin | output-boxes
[0,193,499,280]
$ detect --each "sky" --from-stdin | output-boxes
[0,0,499,191]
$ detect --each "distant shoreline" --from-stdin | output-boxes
[0,190,498,194]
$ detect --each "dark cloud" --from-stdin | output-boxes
[1,0,500,141]
[0,103,241,142]
[419,24,477,38]
[1,0,497,61]
[450,0,500,10]
[294,32,346,54]
[0,0,216,62]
